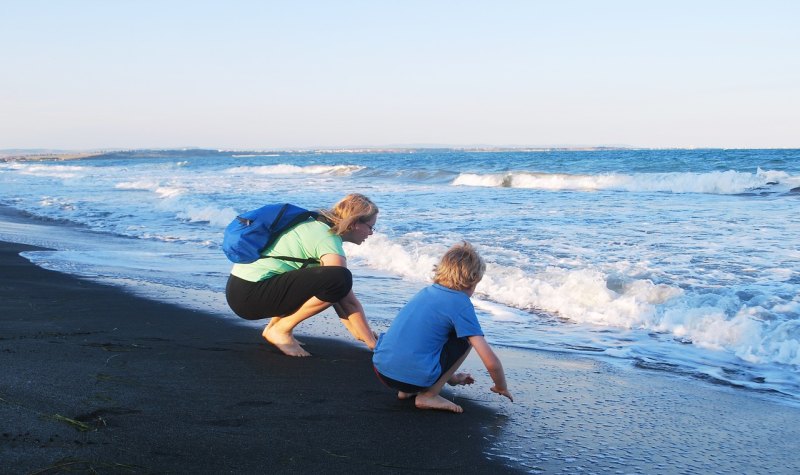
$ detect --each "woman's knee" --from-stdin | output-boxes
[316,266,352,302]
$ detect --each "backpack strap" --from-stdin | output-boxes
[263,255,319,268]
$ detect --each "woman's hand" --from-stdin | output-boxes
[490,386,514,402]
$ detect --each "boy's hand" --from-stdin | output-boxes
[491,386,514,402]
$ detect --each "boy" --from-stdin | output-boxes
[372,242,513,413]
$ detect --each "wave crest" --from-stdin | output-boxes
[453,168,799,194]
[224,164,365,176]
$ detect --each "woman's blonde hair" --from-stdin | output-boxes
[433,241,485,291]
[319,193,379,236]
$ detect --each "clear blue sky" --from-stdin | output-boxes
[2,1,798,150]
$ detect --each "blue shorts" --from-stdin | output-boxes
[374,336,471,392]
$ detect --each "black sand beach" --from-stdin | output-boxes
[3,230,800,474]
[0,242,516,474]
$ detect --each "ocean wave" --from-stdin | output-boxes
[231,154,281,157]
[346,233,800,369]
[176,205,237,227]
[452,168,800,194]
[115,181,187,199]
[115,180,161,191]
[2,162,87,179]
[356,167,458,183]
[223,164,365,176]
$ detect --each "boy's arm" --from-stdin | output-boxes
[467,335,513,402]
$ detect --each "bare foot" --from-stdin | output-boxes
[263,326,311,357]
[415,394,463,413]
[397,391,417,400]
[447,372,475,386]
[264,319,305,346]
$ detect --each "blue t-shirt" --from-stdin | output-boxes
[372,284,484,387]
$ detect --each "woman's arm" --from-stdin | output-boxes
[467,335,513,402]
[320,253,378,350]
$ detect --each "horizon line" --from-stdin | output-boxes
[3,144,800,158]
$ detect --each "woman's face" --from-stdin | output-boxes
[342,214,377,245]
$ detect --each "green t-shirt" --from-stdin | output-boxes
[230,219,345,282]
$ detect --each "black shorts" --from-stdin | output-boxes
[374,336,471,393]
[225,266,353,320]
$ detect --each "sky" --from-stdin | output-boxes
[1,0,798,150]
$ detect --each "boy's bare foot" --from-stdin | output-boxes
[415,394,463,413]
[447,372,475,386]
[263,326,311,357]
[397,391,417,400]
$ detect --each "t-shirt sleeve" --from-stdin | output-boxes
[312,231,345,258]
[452,301,484,338]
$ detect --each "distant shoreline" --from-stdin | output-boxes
[0,151,107,162]
[3,145,798,162]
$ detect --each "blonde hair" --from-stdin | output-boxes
[433,241,485,291]
[319,193,379,236]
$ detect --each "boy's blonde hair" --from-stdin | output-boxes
[319,193,379,236]
[433,241,485,291]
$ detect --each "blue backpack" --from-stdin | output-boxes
[222,203,320,265]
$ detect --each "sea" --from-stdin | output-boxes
[1,148,799,462]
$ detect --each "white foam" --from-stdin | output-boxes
[154,186,186,198]
[453,168,799,194]
[343,233,441,282]
[344,230,800,370]
[39,196,76,211]
[479,265,682,327]
[472,298,528,322]
[176,205,237,227]
[115,180,161,191]
[9,163,87,179]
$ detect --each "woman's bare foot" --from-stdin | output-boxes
[397,391,417,400]
[415,394,463,413]
[447,372,475,386]
[264,318,305,346]
[263,326,311,357]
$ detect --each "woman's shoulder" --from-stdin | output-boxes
[294,218,334,235]
[292,218,343,251]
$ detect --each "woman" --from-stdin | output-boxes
[226,193,379,357]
